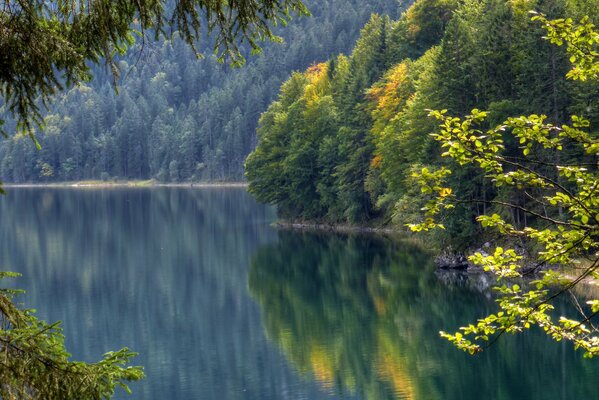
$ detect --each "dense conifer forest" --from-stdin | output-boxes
[0,0,401,183]
[246,0,599,249]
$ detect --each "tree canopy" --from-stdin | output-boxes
[245,0,599,355]
[0,0,400,183]
[412,12,599,357]
[246,0,598,246]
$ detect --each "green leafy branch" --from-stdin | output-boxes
[531,12,599,81]
[410,13,599,357]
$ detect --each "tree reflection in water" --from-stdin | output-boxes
[249,231,599,400]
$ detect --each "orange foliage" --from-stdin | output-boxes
[303,63,330,106]
[371,154,383,169]
[368,61,412,136]
[306,62,326,77]
[375,353,416,399]
[372,294,387,315]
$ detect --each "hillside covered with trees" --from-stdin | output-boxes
[246,0,599,249]
[1,0,599,394]
[0,0,402,183]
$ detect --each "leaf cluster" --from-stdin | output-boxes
[413,14,599,356]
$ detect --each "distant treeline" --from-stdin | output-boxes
[245,0,599,249]
[0,0,401,183]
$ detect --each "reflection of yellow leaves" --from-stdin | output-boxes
[372,295,387,316]
[376,353,415,399]
[375,330,415,400]
[367,271,398,317]
[309,344,335,390]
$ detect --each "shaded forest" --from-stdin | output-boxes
[0,0,402,182]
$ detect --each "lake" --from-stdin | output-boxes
[0,187,597,399]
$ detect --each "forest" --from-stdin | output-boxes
[1,0,599,397]
[0,0,400,183]
[245,0,599,250]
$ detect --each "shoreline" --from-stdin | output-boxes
[276,221,599,289]
[272,221,407,236]
[2,181,248,189]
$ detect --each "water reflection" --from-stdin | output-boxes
[0,188,340,400]
[249,231,599,400]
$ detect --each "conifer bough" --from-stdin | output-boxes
[0,0,309,141]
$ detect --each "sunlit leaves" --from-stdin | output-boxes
[531,13,599,81]
[469,247,522,278]
[429,108,504,172]
[407,166,453,231]
[428,104,599,355]
[418,13,599,357]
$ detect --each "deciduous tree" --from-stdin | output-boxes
[411,13,599,356]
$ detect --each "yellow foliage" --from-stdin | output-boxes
[509,0,537,16]
[439,187,452,197]
[303,63,330,106]
[305,62,327,79]
[368,61,413,137]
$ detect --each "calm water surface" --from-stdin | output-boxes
[0,187,597,399]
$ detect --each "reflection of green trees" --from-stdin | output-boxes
[249,232,599,400]
[249,232,437,399]
[0,188,306,400]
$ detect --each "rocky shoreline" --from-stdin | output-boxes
[435,244,554,279]
[272,221,402,235]
[275,221,548,275]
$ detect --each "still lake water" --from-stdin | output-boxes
[0,187,598,399]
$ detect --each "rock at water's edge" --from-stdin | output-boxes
[435,253,469,269]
